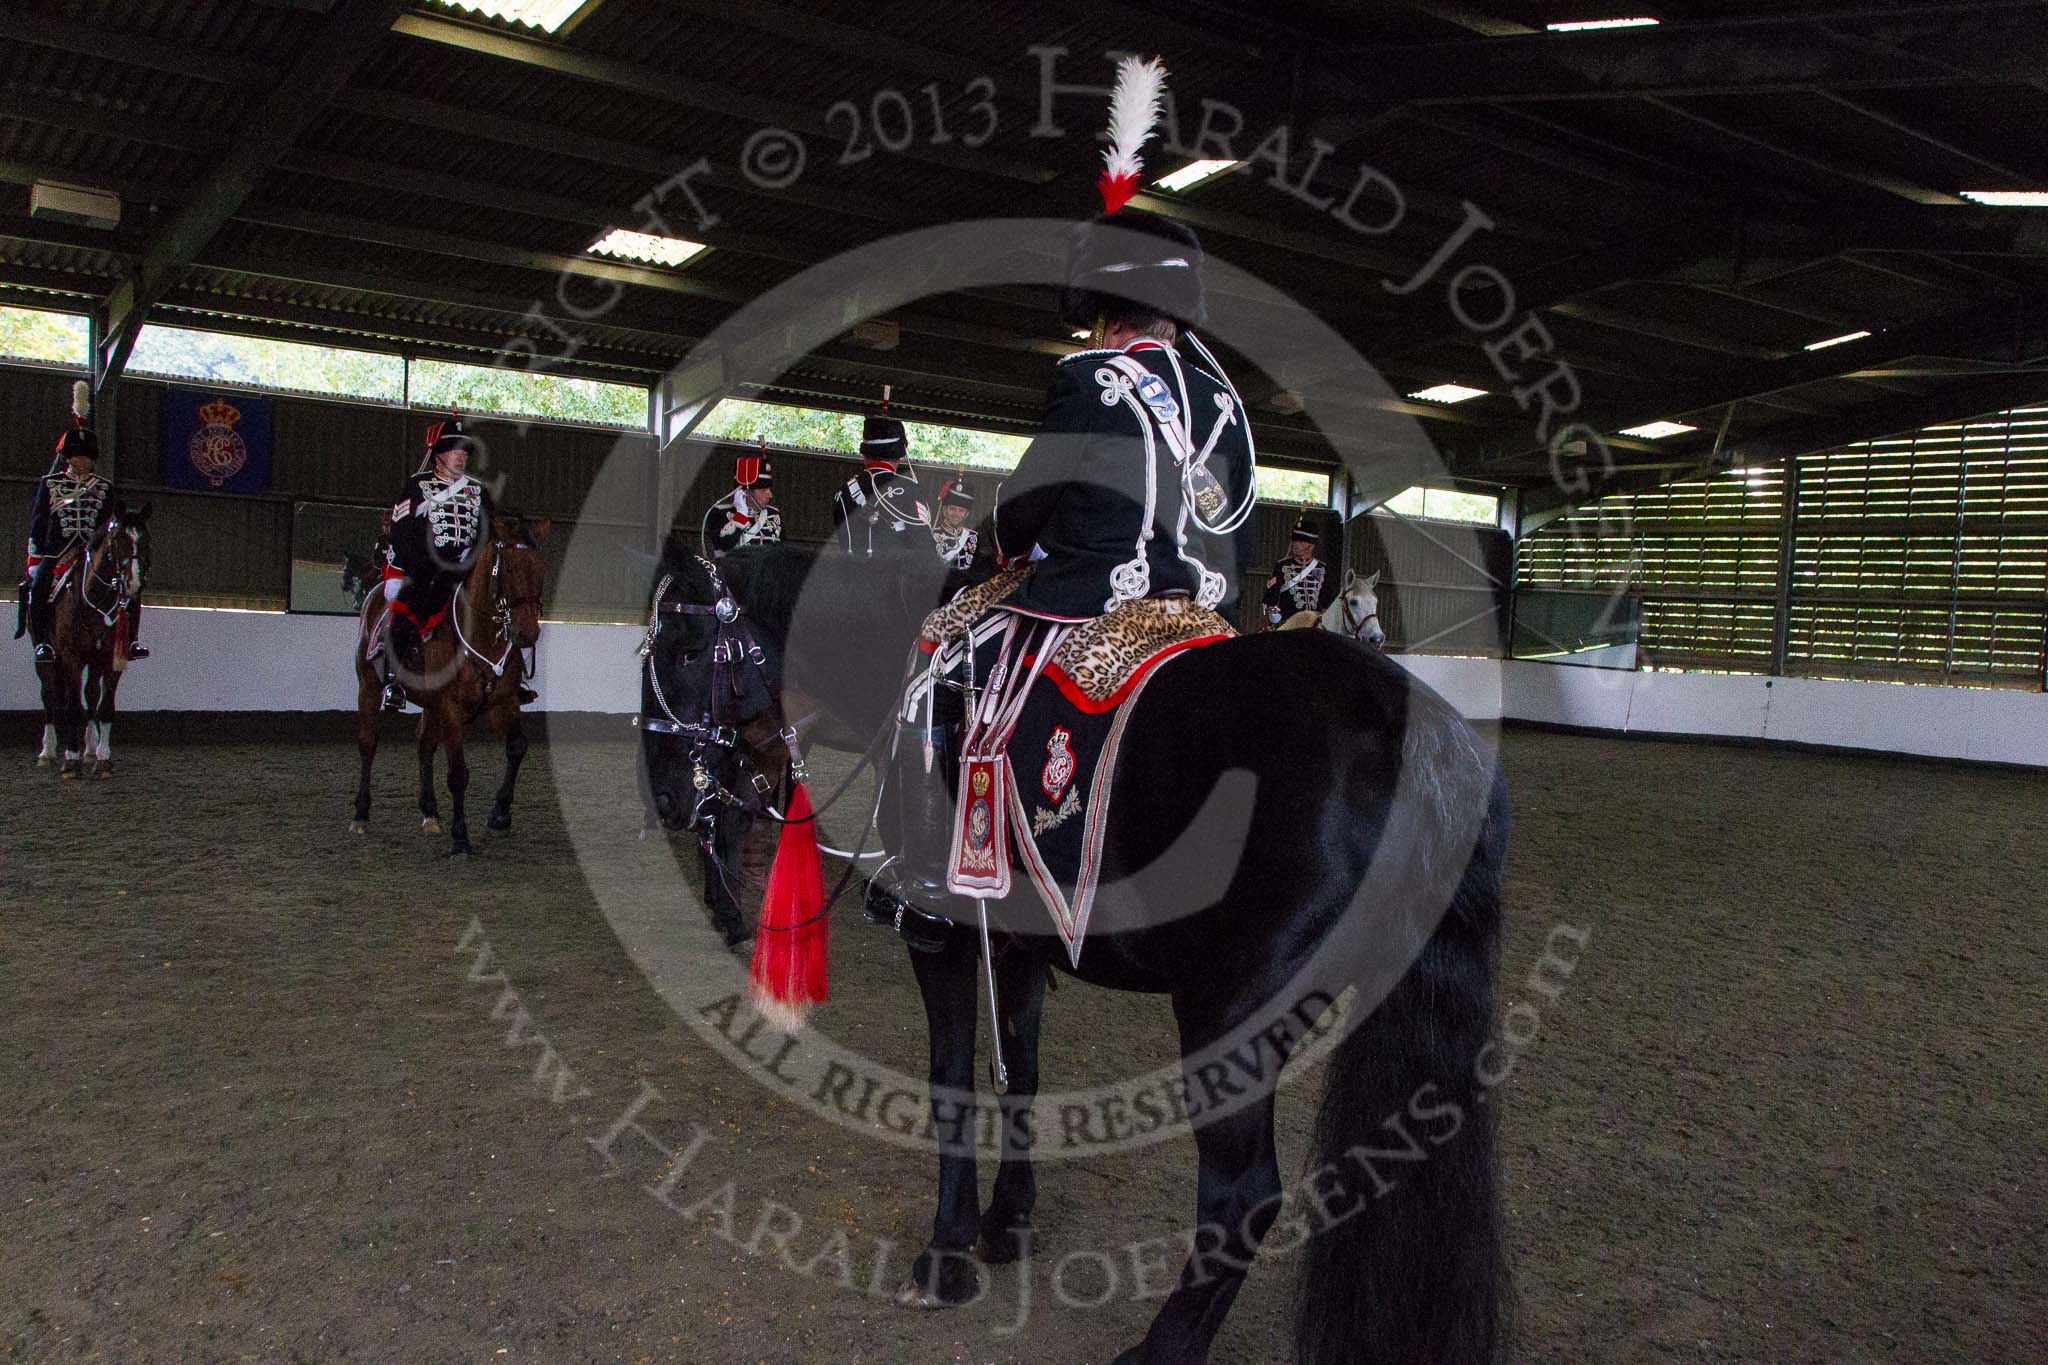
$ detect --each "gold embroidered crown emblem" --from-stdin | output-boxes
[197,397,242,428]
[971,769,991,797]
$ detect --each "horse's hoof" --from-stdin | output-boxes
[896,1250,982,1309]
[977,1217,1034,1265]
[348,820,368,836]
[486,810,511,833]
[422,817,442,835]
[94,763,112,780]
[34,755,50,768]
[60,764,79,780]
[448,846,472,860]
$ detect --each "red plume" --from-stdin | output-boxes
[748,784,829,1031]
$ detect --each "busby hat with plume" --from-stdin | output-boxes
[51,380,98,470]
[1060,56,1206,330]
[938,478,975,510]
[1290,518,1320,545]
[417,414,477,473]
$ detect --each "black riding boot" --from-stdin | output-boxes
[26,566,54,663]
[381,610,414,711]
[124,598,148,660]
[866,695,974,945]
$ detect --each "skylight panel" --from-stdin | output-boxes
[1154,159,1239,193]
[1408,383,1488,404]
[434,1,589,35]
[587,228,709,268]
[1620,420,1696,439]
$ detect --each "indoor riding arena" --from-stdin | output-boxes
[4,4,2044,1363]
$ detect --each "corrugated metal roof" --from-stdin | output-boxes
[0,0,2042,494]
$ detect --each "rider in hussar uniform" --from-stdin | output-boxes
[1262,518,1337,626]
[929,478,980,572]
[871,56,1258,918]
[20,381,148,664]
[832,414,928,556]
[377,417,493,711]
[701,452,781,557]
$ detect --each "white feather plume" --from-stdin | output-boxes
[71,379,90,421]
[1100,55,1167,188]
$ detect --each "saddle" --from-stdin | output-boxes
[912,571,1235,964]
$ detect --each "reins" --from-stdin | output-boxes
[78,520,138,627]
[452,538,542,689]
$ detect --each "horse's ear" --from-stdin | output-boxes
[1362,569,1381,591]
[527,517,553,547]
[1340,567,1356,589]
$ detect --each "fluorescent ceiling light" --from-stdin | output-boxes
[586,228,708,267]
[1959,190,2048,207]
[1804,329,1872,351]
[435,0,589,32]
[1071,329,1091,340]
[1547,16,1661,31]
[1620,420,1696,439]
[1154,159,1239,193]
[1407,382,1488,404]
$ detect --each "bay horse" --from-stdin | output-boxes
[643,542,1509,1365]
[1279,567,1386,646]
[350,516,548,856]
[35,501,151,779]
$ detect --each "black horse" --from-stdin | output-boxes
[642,539,1510,1365]
[636,540,786,953]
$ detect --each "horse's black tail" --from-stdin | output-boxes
[1295,757,1510,1365]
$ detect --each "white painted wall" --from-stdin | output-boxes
[1,605,642,715]
[10,608,2045,767]
[1394,654,2048,768]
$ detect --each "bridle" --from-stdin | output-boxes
[639,555,807,820]
[638,554,890,830]
[1339,594,1382,644]
[80,517,141,627]
[453,536,543,680]
[636,551,906,932]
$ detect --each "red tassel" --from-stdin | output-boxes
[748,783,829,1032]
[1098,170,1140,214]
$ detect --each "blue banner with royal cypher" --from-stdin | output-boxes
[162,389,273,494]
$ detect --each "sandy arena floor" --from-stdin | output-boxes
[2,720,2042,1362]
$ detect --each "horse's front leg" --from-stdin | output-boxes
[56,659,85,779]
[351,668,380,833]
[899,928,986,1309]
[979,944,1046,1265]
[34,663,59,769]
[705,807,753,949]
[444,706,473,856]
[416,711,442,835]
[486,711,527,833]
[90,667,119,778]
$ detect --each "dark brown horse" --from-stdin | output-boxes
[350,516,549,855]
[36,501,150,779]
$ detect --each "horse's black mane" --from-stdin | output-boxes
[717,543,820,641]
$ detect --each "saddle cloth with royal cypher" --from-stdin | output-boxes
[912,569,1234,965]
